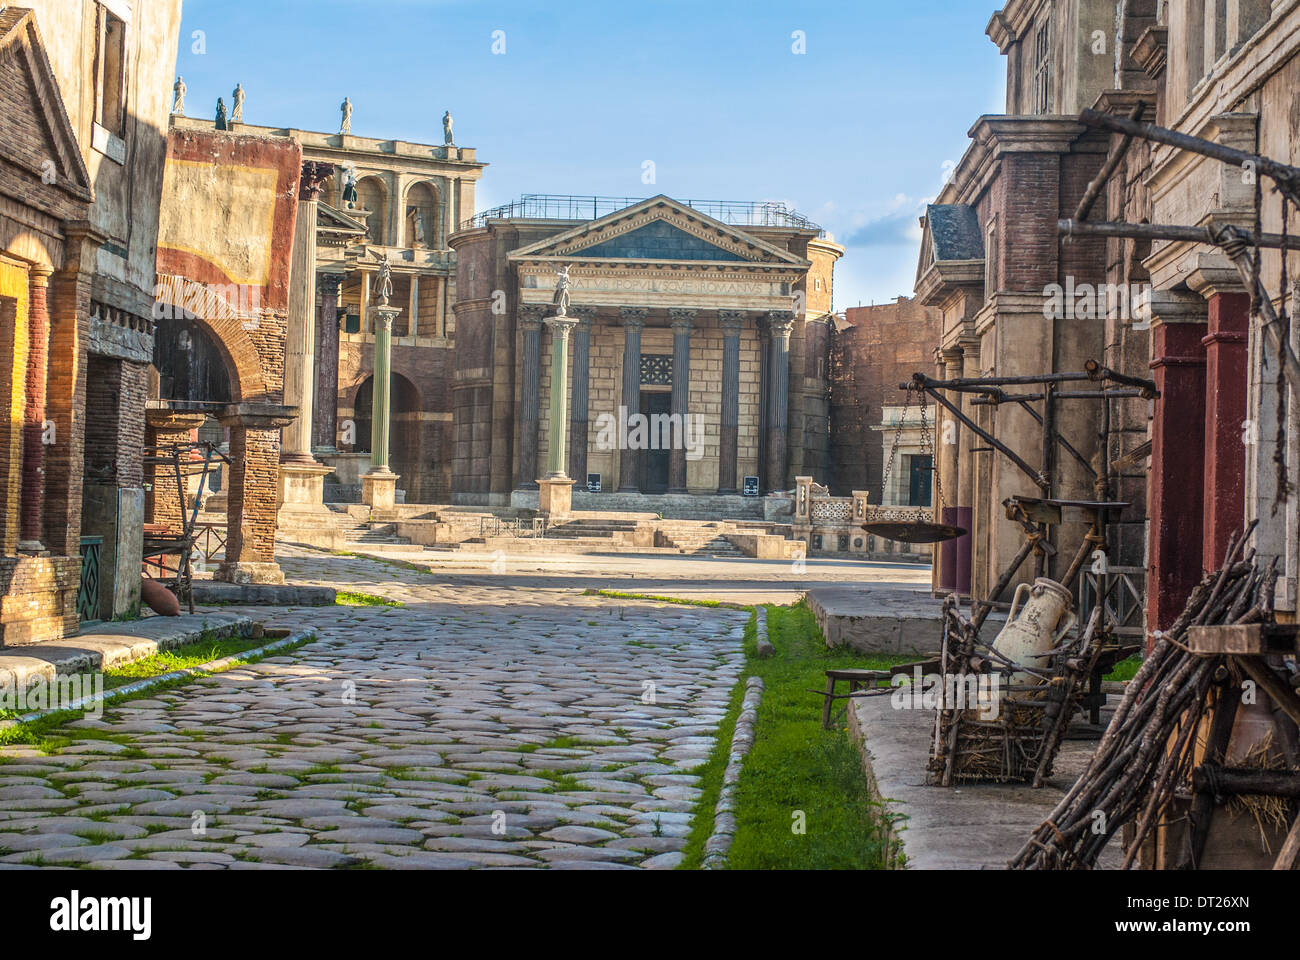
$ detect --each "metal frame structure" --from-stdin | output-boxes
[141,441,230,614]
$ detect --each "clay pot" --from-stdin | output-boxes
[992,577,1076,686]
[141,578,180,617]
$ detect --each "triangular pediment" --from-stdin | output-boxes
[0,9,93,204]
[508,195,808,267]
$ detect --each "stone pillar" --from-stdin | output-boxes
[569,307,596,485]
[1147,291,1209,635]
[282,161,332,466]
[764,310,794,494]
[409,275,420,338]
[216,404,295,585]
[937,346,964,594]
[538,313,578,517]
[758,318,771,491]
[955,339,980,597]
[617,308,647,492]
[517,305,545,490]
[19,266,52,552]
[312,273,342,454]
[668,308,696,493]
[717,311,745,494]
[1200,290,1250,571]
[363,303,401,509]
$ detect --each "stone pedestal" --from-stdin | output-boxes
[537,477,574,518]
[363,469,399,510]
[215,403,296,587]
[215,561,285,585]
[277,461,342,550]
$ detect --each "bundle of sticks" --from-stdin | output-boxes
[1010,523,1277,870]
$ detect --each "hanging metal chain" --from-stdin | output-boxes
[878,387,913,509]
[917,387,946,510]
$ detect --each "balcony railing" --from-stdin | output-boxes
[460,195,824,235]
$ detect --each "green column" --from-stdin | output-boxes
[544,315,578,479]
[371,306,399,472]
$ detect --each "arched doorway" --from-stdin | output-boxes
[355,175,389,245]
[353,372,421,501]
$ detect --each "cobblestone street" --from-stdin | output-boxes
[0,550,748,870]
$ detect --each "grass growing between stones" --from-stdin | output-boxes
[336,590,404,608]
[680,602,910,870]
[588,589,749,610]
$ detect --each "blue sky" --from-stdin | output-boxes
[175,0,1007,309]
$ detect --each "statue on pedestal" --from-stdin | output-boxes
[377,254,394,308]
[172,76,186,116]
[340,97,353,135]
[553,264,573,318]
[232,83,245,123]
[215,97,228,131]
[442,110,454,145]
[341,164,358,209]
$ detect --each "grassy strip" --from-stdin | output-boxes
[680,602,912,869]
[0,634,316,750]
[336,590,403,608]
[587,589,750,611]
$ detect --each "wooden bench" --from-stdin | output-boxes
[819,669,892,729]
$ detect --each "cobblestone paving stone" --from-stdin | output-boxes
[0,547,746,870]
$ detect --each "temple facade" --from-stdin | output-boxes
[447,196,843,509]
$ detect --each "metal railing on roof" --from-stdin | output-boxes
[460,194,824,235]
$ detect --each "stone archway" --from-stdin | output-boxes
[353,372,421,501]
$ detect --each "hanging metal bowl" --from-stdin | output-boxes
[861,509,967,544]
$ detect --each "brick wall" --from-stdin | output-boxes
[829,298,942,500]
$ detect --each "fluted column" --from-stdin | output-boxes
[569,307,596,484]
[282,161,333,465]
[764,310,794,494]
[517,305,545,489]
[369,306,397,473]
[717,311,745,495]
[617,308,647,492]
[757,318,771,491]
[20,266,52,552]
[668,309,696,493]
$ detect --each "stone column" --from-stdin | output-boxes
[517,305,545,489]
[668,308,696,493]
[937,346,964,594]
[409,275,420,338]
[757,318,771,491]
[538,313,578,517]
[282,161,332,466]
[764,310,794,494]
[312,272,342,454]
[1146,291,1209,634]
[617,307,647,492]
[19,266,52,552]
[216,404,295,585]
[955,339,980,597]
[569,307,596,485]
[1199,289,1250,571]
[717,311,745,494]
[363,302,402,509]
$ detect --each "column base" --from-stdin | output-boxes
[716,488,738,496]
[362,469,400,510]
[215,561,284,585]
[18,541,47,555]
[537,477,575,518]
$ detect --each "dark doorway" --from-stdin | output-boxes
[908,454,933,507]
[639,391,670,494]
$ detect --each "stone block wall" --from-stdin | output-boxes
[829,298,941,501]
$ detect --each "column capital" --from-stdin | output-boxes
[572,305,598,325]
[58,219,107,277]
[718,310,747,335]
[520,304,547,328]
[620,306,648,328]
[28,264,53,286]
[300,161,335,201]
[669,308,697,334]
[317,272,343,297]
[939,345,964,364]
[544,315,579,340]
[373,304,400,332]
[767,310,795,339]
